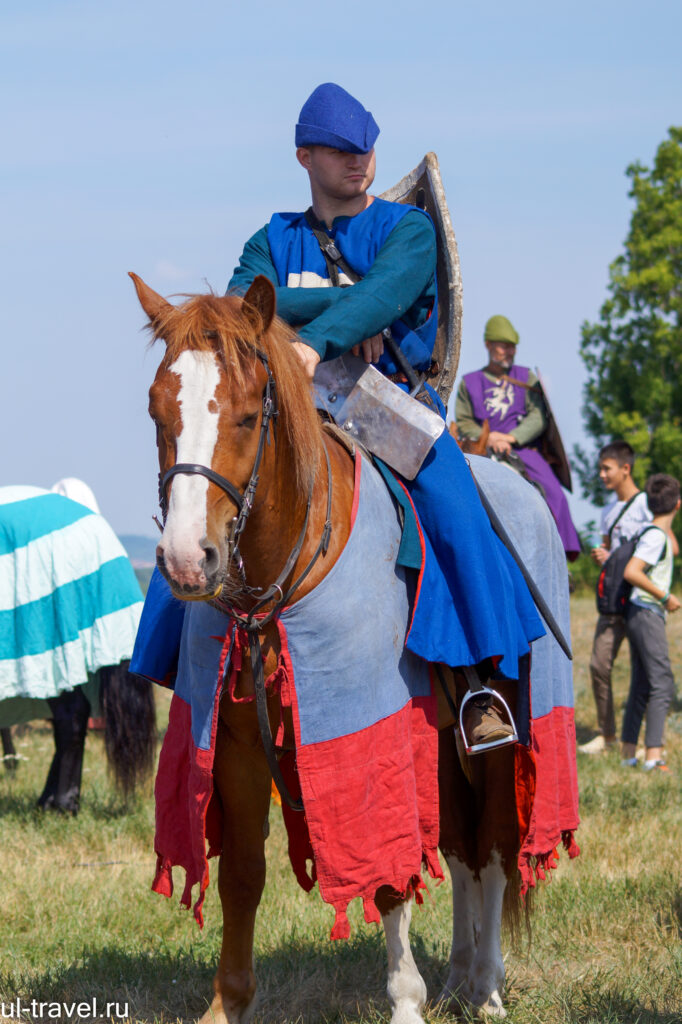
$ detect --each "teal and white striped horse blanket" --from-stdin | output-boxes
[0,486,143,726]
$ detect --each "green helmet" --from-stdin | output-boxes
[484,315,519,345]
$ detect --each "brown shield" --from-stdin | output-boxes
[533,368,573,492]
[380,152,462,405]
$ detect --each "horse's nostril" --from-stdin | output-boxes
[155,546,166,570]
[202,544,220,577]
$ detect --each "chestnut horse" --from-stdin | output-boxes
[131,272,575,1022]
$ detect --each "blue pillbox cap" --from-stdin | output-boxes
[295,83,379,154]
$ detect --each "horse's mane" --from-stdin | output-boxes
[149,292,323,495]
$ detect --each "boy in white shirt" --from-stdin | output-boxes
[581,442,652,753]
[621,474,680,771]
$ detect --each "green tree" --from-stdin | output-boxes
[576,126,682,504]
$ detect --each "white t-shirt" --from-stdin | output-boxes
[630,526,672,614]
[600,491,652,550]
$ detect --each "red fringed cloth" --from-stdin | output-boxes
[514,707,580,894]
[152,453,442,932]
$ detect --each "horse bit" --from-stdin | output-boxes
[157,345,333,810]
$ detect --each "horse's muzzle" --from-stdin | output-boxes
[155,539,226,598]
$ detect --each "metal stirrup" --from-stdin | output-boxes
[458,666,518,756]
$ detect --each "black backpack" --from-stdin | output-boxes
[596,524,665,615]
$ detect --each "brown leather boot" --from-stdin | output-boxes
[461,695,515,746]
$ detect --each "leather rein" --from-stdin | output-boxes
[158,345,333,811]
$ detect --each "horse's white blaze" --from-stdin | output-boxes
[381,901,427,1024]
[161,351,221,583]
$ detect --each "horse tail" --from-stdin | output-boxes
[502,865,533,949]
[99,661,156,799]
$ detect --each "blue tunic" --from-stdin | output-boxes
[229,199,438,376]
[234,199,543,670]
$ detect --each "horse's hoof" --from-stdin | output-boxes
[476,991,507,1019]
[389,1008,426,1024]
[197,993,257,1024]
[438,985,507,1020]
[437,985,465,1006]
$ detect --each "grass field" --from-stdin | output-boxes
[1,596,681,1024]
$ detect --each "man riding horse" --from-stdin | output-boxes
[127,88,581,1021]
[455,315,581,561]
[224,83,544,744]
[134,83,544,744]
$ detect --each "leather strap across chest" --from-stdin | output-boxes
[304,208,426,393]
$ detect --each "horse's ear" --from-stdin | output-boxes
[129,272,172,325]
[242,275,276,335]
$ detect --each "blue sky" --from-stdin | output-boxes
[2,1,681,536]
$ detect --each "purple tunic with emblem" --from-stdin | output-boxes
[462,366,581,559]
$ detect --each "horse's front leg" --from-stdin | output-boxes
[199,701,272,1024]
[437,724,481,1005]
[467,850,508,1018]
[440,849,508,1018]
[438,680,517,1018]
[1,727,17,773]
[38,687,90,813]
[465,686,519,1019]
[376,887,427,1024]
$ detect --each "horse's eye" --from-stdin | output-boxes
[238,414,259,429]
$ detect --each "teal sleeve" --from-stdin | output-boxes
[228,225,277,290]
[228,225,344,325]
[297,211,436,360]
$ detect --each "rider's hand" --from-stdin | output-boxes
[665,594,680,612]
[351,334,384,364]
[488,431,513,455]
[591,546,609,566]
[291,341,321,379]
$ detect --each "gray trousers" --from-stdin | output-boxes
[589,614,627,738]
[622,603,675,749]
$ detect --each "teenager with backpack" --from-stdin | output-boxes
[621,474,680,771]
[580,442,652,753]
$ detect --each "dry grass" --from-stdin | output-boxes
[0,597,680,1023]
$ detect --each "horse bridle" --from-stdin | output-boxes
[157,345,332,811]
[159,346,278,563]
